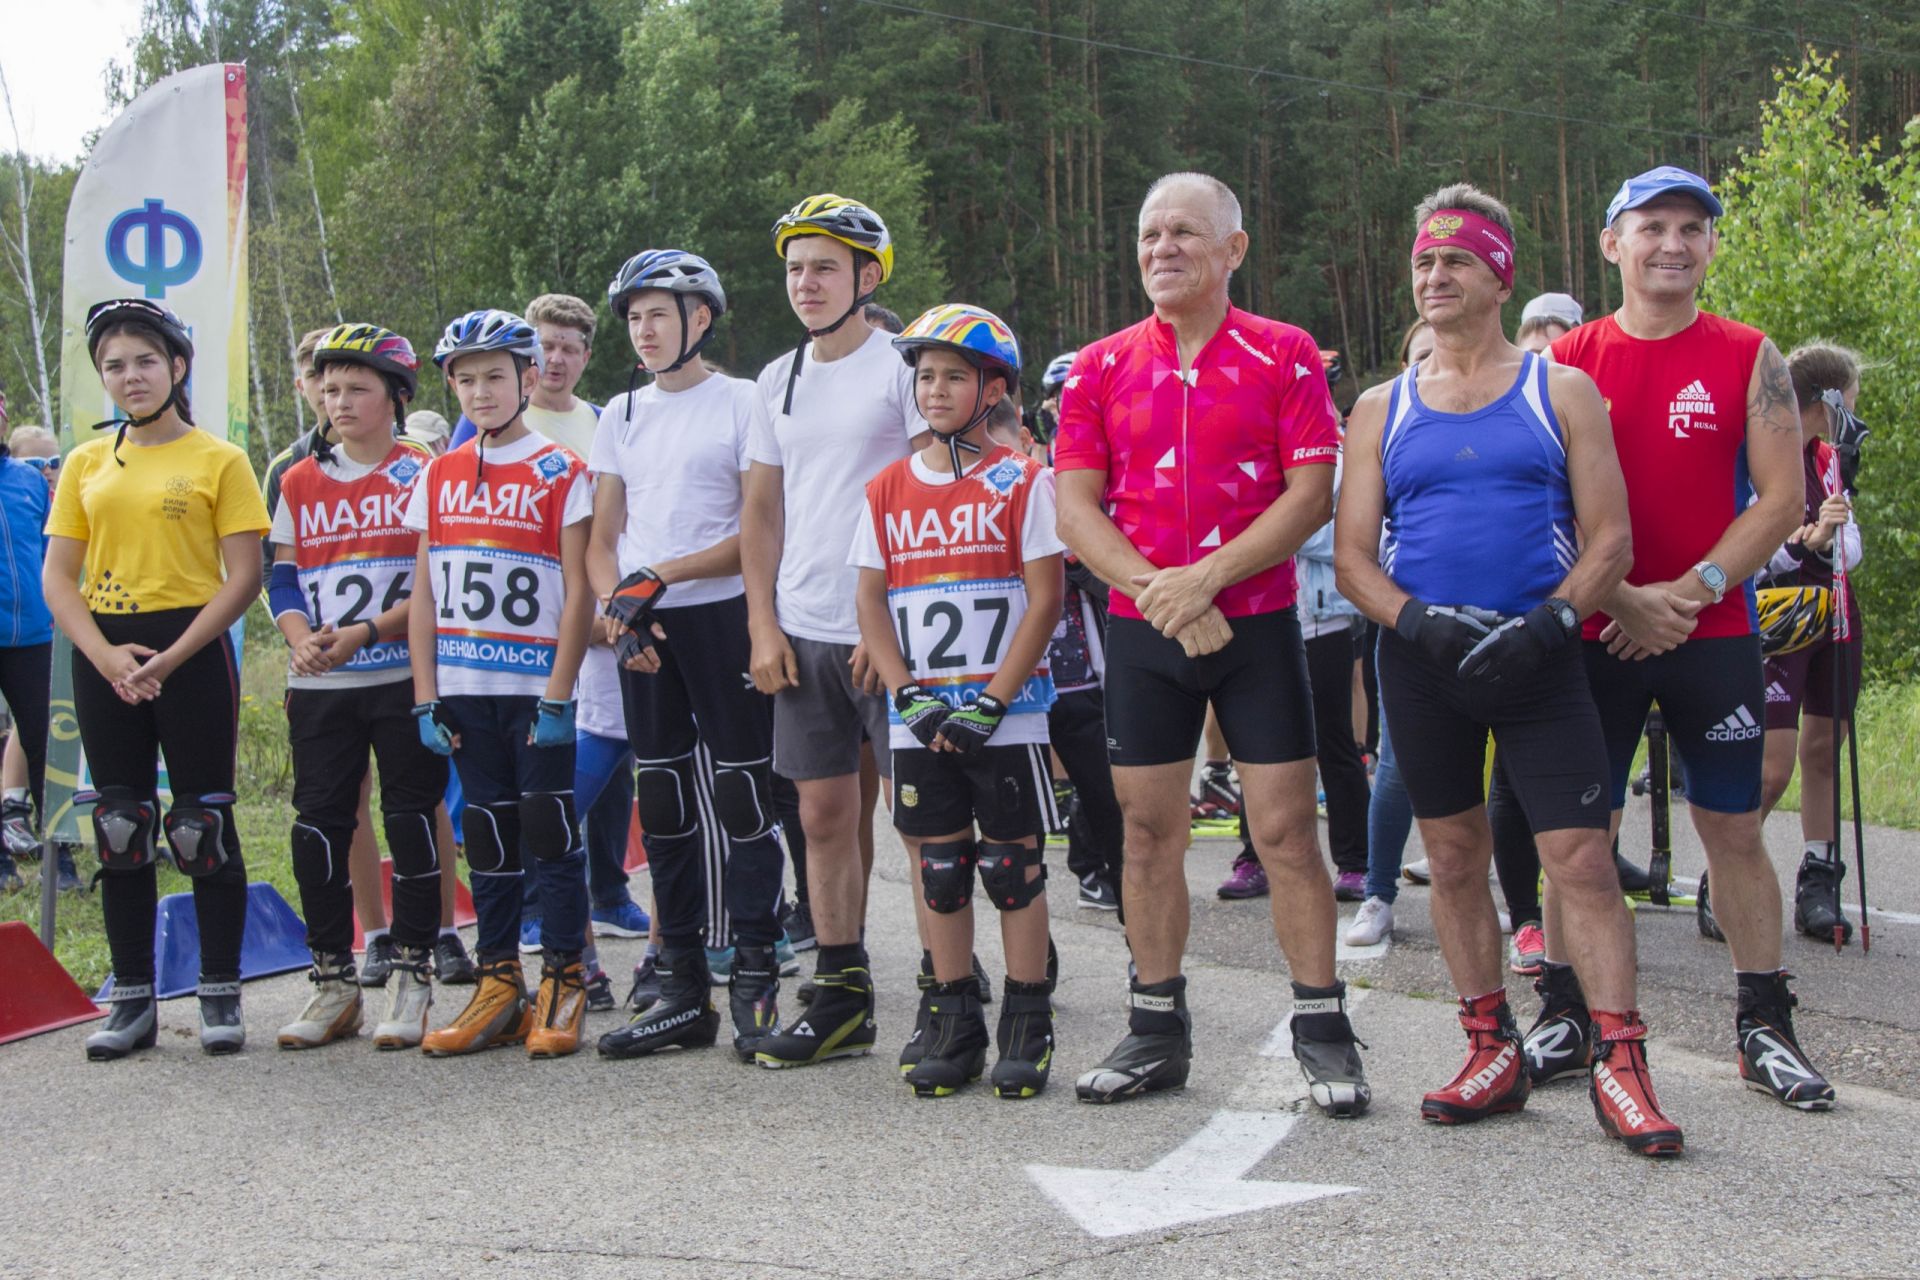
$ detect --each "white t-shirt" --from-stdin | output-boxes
[575,643,626,740]
[849,452,1065,749]
[751,327,925,643]
[523,400,600,463]
[591,372,758,609]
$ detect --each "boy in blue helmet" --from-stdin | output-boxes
[405,308,597,1058]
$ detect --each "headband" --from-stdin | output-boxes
[1412,209,1515,290]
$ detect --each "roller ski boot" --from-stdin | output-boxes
[1422,992,1526,1123]
[373,947,434,1049]
[598,944,719,1058]
[277,953,362,1049]
[990,981,1055,1099]
[1737,970,1835,1111]
[421,956,532,1056]
[728,943,781,1062]
[1291,981,1372,1117]
[755,956,876,1068]
[526,953,589,1058]
[1523,963,1593,1085]
[85,981,157,1061]
[198,977,245,1055]
[904,983,989,1097]
[898,955,937,1075]
[1076,976,1191,1103]
[1588,1009,1684,1156]
[1793,848,1853,946]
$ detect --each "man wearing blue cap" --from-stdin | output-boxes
[1539,166,1838,1114]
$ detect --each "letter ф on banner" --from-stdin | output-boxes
[46,63,250,845]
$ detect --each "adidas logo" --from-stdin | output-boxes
[1706,705,1763,742]
[1765,680,1791,704]
[1667,379,1719,437]
[1454,444,1479,462]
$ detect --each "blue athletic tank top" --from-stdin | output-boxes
[1379,351,1575,617]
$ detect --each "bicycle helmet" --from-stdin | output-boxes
[84,298,196,463]
[1756,585,1834,657]
[893,304,1021,482]
[1040,351,1077,396]
[607,250,727,413]
[433,309,544,472]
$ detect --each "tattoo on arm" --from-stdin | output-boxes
[1749,339,1798,433]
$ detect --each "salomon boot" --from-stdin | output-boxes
[373,947,434,1049]
[1737,970,1835,1111]
[728,943,781,1062]
[421,956,532,1056]
[904,983,989,1097]
[755,953,876,1069]
[990,981,1055,1099]
[1793,850,1853,946]
[1421,991,1528,1124]
[277,953,362,1049]
[84,981,157,1062]
[1524,962,1593,1085]
[598,944,719,1058]
[198,977,245,1055]
[1291,980,1372,1117]
[1075,976,1192,1103]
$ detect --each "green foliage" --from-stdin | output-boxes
[1706,55,1920,681]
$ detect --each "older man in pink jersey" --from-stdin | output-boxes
[1054,172,1368,1114]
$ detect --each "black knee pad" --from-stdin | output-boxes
[520,791,578,862]
[90,786,159,872]
[633,752,697,839]
[712,757,775,841]
[920,839,978,914]
[384,809,439,881]
[289,821,350,889]
[462,802,521,875]
[979,841,1046,911]
[164,793,235,879]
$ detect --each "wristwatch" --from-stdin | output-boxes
[1691,560,1728,604]
[1543,596,1578,636]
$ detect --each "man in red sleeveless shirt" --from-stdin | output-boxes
[1540,167,1836,1111]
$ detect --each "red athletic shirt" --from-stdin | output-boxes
[1052,306,1340,620]
[1553,311,1766,640]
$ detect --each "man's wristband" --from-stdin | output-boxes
[364,619,380,646]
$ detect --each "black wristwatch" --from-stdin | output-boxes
[1543,597,1578,636]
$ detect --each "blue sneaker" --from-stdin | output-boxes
[775,933,801,977]
[519,917,543,954]
[590,898,651,938]
[706,946,735,987]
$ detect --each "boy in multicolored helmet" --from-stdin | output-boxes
[405,309,597,1059]
[269,324,451,1051]
[851,304,1066,1098]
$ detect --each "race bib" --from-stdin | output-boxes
[889,576,1054,718]
[429,544,565,678]
[295,555,412,672]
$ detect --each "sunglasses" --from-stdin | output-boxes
[21,456,60,473]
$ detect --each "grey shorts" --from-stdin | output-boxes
[772,636,893,782]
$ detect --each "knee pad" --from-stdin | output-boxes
[633,752,697,839]
[89,786,159,873]
[164,794,234,879]
[383,809,439,880]
[519,791,578,862]
[979,841,1046,911]
[919,839,978,914]
[712,757,775,841]
[462,802,521,875]
[289,821,349,889]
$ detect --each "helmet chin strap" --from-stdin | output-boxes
[783,277,876,416]
[930,369,992,484]
[626,297,713,423]
[90,374,191,467]
[475,360,533,479]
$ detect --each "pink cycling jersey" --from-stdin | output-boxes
[1052,305,1340,620]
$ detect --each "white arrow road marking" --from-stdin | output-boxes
[1026,1111,1360,1238]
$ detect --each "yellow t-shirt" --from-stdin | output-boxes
[47,430,272,614]
[522,400,600,461]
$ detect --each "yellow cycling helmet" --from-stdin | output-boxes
[771,194,894,283]
[1756,585,1834,657]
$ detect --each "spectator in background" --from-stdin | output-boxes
[1516,292,1583,354]
[404,409,453,455]
[0,424,59,893]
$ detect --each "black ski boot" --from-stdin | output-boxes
[1737,970,1835,1110]
[990,980,1056,1099]
[1523,962,1593,1085]
[1290,980,1371,1117]
[597,944,719,1058]
[1696,869,1726,941]
[728,943,781,1062]
[755,953,876,1068]
[198,976,245,1055]
[898,953,936,1075]
[85,980,157,1061]
[1075,976,1191,1103]
[1793,848,1853,946]
[904,982,989,1097]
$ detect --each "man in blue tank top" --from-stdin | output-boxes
[1336,183,1683,1158]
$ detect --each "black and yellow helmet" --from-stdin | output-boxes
[1756,586,1834,657]
[313,322,420,400]
[771,194,894,283]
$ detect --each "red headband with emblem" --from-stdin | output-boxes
[1412,209,1515,289]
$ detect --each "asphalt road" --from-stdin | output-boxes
[4,789,1917,1279]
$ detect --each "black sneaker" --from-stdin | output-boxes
[0,851,20,893]
[1793,852,1853,946]
[434,933,477,985]
[1737,971,1835,1111]
[584,970,616,1013]
[625,955,662,1012]
[358,936,398,987]
[1075,977,1192,1103]
[904,983,989,1097]
[898,963,936,1075]
[1696,869,1726,942]
[1523,964,1593,1085]
[991,982,1055,1099]
[597,946,719,1058]
[54,843,83,893]
[728,944,781,1062]
[1077,872,1120,911]
[1290,983,1371,1117]
[755,963,877,1068]
[781,898,816,953]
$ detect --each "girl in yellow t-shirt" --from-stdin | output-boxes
[43,299,271,1061]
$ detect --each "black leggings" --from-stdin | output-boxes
[1049,688,1123,884]
[0,641,50,818]
[1488,751,1542,926]
[72,609,246,984]
[1307,625,1371,875]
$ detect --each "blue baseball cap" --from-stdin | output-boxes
[1604,166,1723,226]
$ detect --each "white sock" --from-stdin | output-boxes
[439,927,459,940]
[1804,840,1836,862]
[3,787,26,805]
[364,927,389,945]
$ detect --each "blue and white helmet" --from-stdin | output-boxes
[1041,351,1077,394]
[608,250,728,320]
[432,308,545,372]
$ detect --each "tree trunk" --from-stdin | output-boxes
[0,66,57,429]
[1091,5,1107,336]
[1040,0,1063,351]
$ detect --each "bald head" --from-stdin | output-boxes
[1140,172,1242,237]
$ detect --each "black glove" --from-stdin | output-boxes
[1396,599,1500,668]
[935,694,1007,755]
[606,567,666,664]
[1457,597,1579,684]
[894,683,953,749]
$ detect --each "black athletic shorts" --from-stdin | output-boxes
[891,742,1060,841]
[1104,608,1315,767]
[1375,628,1609,831]
[1583,635,1764,814]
